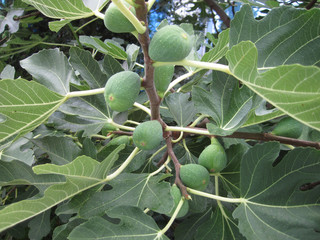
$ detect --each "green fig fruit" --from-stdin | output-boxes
[101,123,118,135]
[167,184,189,218]
[104,2,136,33]
[154,65,174,98]
[149,25,192,62]
[272,117,303,138]
[198,138,227,173]
[104,71,141,112]
[133,120,163,150]
[180,164,210,191]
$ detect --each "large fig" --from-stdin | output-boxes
[132,120,163,150]
[104,71,141,112]
[149,25,192,62]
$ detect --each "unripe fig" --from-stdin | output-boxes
[101,123,118,135]
[104,2,136,33]
[107,135,131,146]
[154,65,174,98]
[167,184,189,218]
[133,120,163,150]
[180,164,210,191]
[198,138,227,173]
[104,71,141,112]
[271,117,302,138]
[149,25,192,62]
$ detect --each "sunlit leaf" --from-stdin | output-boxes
[22,0,93,20]
[0,79,65,150]
[226,41,320,131]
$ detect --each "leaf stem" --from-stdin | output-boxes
[112,0,146,34]
[133,102,151,116]
[187,188,244,203]
[157,198,185,238]
[153,59,231,75]
[94,10,104,19]
[215,176,229,219]
[164,71,195,96]
[67,23,83,49]
[147,0,157,11]
[105,147,140,181]
[66,88,105,99]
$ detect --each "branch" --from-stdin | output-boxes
[306,0,317,9]
[165,136,190,199]
[203,0,230,28]
[134,0,163,124]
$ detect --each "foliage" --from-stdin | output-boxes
[0,0,320,239]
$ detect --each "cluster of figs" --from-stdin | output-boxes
[102,1,228,217]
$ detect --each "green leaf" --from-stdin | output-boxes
[53,218,86,240]
[0,132,34,165]
[69,206,169,240]
[0,79,65,150]
[195,207,245,240]
[80,36,127,60]
[20,48,78,95]
[28,210,51,240]
[230,5,320,67]
[174,208,212,240]
[220,144,249,198]
[22,0,93,20]
[0,160,65,189]
[69,47,108,89]
[79,173,173,218]
[32,136,82,165]
[102,55,124,78]
[49,19,71,32]
[226,41,320,131]
[0,143,124,232]
[202,29,229,63]
[234,142,320,240]
[126,44,140,70]
[0,64,15,79]
[164,92,195,127]
[192,72,253,132]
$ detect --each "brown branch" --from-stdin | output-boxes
[306,0,317,9]
[225,132,320,149]
[13,11,40,21]
[111,130,133,136]
[134,0,163,124]
[203,0,230,28]
[165,136,190,199]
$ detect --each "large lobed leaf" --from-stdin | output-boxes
[226,41,320,131]
[0,79,65,150]
[230,5,320,67]
[234,142,320,239]
[0,145,124,233]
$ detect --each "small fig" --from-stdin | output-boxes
[149,25,192,62]
[104,71,141,112]
[180,164,210,191]
[271,117,302,138]
[154,65,174,98]
[167,184,189,218]
[133,120,163,150]
[198,138,227,173]
[101,123,118,135]
[104,2,136,33]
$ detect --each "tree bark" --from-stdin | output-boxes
[203,0,230,28]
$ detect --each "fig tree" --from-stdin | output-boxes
[104,2,136,33]
[154,65,174,98]
[180,164,210,191]
[104,71,141,112]
[272,117,303,138]
[167,184,189,218]
[132,120,163,150]
[149,25,192,62]
[198,138,227,173]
